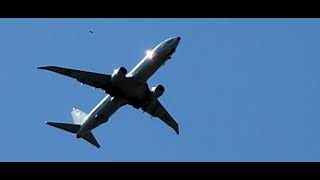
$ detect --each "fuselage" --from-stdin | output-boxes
[76,37,181,137]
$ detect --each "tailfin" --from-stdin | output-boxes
[46,121,100,148]
[71,108,88,125]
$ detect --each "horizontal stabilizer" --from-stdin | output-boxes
[46,121,100,148]
[46,122,80,134]
[81,131,100,148]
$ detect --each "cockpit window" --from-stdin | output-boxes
[166,39,175,43]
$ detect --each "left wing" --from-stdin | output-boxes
[38,66,112,90]
[142,100,179,135]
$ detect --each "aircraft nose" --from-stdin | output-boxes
[174,36,181,47]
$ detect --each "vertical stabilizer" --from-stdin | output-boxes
[71,108,88,125]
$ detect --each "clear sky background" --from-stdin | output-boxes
[1,18,320,162]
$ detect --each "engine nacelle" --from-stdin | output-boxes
[150,84,165,99]
[111,66,127,82]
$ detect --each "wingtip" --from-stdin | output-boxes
[175,126,179,135]
[92,142,101,148]
[45,121,58,127]
[45,121,54,126]
[37,66,47,70]
[37,66,55,70]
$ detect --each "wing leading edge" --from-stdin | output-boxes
[143,100,179,135]
[38,66,112,90]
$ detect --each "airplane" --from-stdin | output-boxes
[38,36,181,148]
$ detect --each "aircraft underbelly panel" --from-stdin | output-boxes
[82,96,127,132]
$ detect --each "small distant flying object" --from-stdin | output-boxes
[89,30,94,33]
[38,36,181,148]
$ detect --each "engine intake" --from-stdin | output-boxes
[150,85,165,99]
[111,67,127,82]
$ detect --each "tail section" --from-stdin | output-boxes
[71,108,88,125]
[45,121,100,148]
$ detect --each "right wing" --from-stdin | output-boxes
[38,66,112,90]
[142,99,179,135]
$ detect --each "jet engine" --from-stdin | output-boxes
[111,67,127,82]
[150,84,165,99]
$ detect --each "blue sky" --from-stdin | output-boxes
[1,18,320,161]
